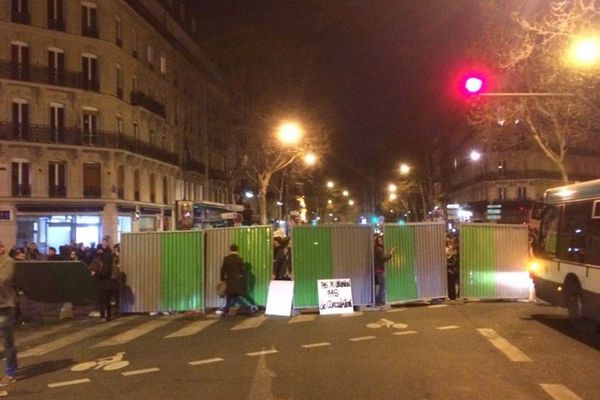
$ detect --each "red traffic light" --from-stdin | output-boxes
[460,72,487,96]
[465,76,484,94]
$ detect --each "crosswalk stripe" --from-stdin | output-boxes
[9,323,73,351]
[164,319,218,339]
[20,316,140,358]
[231,315,267,331]
[48,378,91,388]
[540,384,583,400]
[477,328,532,362]
[288,314,316,324]
[349,336,376,342]
[93,315,182,348]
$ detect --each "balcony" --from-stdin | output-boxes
[130,91,166,118]
[11,11,30,25]
[49,185,67,198]
[0,61,84,90]
[82,78,100,92]
[48,18,65,31]
[83,186,101,198]
[182,159,206,173]
[12,184,31,197]
[0,122,179,165]
[82,25,99,38]
[10,63,30,81]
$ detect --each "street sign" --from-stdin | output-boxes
[317,279,354,315]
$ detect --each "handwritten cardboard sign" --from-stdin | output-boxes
[317,279,354,315]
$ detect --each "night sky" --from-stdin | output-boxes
[194,1,482,192]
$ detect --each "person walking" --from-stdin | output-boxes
[0,242,17,386]
[220,244,256,317]
[374,235,395,306]
[273,237,292,280]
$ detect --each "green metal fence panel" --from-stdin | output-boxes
[385,225,419,301]
[121,232,162,312]
[160,231,204,311]
[292,226,333,308]
[460,223,529,299]
[234,226,273,306]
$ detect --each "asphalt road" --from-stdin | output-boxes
[3,301,600,400]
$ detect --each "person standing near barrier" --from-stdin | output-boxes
[220,244,256,317]
[91,246,114,322]
[0,242,18,386]
[273,238,293,280]
[374,235,395,306]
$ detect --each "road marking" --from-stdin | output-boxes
[93,316,181,347]
[164,319,217,338]
[349,336,376,342]
[341,312,363,318]
[121,368,160,377]
[540,384,583,400]
[48,378,91,388]
[246,349,278,357]
[477,328,532,362]
[302,342,331,349]
[231,315,268,331]
[428,304,448,309]
[437,325,460,330]
[21,317,140,358]
[189,357,224,366]
[393,330,418,336]
[12,323,73,350]
[288,314,317,324]
[386,308,407,313]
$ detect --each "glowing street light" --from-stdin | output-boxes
[348,199,355,206]
[469,150,482,162]
[342,190,349,197]
[389,193,398,201]
[303,152,317,166]
[567,35,600,68]
[277,122,303,145]
[327,199,333,205]
[326,180,335,189]
[399,163,411,176]
[388,183,397,193]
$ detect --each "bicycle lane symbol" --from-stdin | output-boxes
[71,352,130,372]
[366,319,408,330]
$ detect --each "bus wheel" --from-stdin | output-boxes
[566,284,583,322]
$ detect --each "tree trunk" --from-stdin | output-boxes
[258,174,271,225]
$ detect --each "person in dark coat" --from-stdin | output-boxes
[91,247,114,322]
[273,238,292,280]
[0,242,17,386]
[374,235,395,306]
[220,244,256,317]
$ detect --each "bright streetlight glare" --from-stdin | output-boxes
[303,152,317,166]
[327,199,333,205]
[244,191,254,199]
[399,163,411,176]
[348,199,355,206]
[326,181,335,189]
[342,190,349,197]
[389,193,398,201]
[388,183,397,193]
[465,77,484,93]
[277,122,303,145]
[568,36,600,67]
[470,150,482,162]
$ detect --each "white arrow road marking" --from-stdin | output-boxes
[48,379,91,388]
[189,357,224,366]
[477,328,532,362]
[164,319,218,338]
[540,384,583,400]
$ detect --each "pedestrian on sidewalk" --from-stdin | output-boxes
[0,242,17,386]
[374,235,395,306]
[220,244,256,317]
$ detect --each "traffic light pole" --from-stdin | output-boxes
[478,92,598,113]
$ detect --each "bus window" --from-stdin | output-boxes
[588,205,600,266]
[538,205,561,257]
[557,201,592,264]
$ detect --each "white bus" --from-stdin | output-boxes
[531,179,600,322]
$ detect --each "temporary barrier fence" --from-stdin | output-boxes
[384,222,447,303]
[459,223,529,299]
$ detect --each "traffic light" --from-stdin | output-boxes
[460,72,487,96]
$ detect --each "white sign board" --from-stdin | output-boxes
[318,279,354,315]
[265,280,295,317]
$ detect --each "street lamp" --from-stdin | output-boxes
[389,193,398,201]
[277,122,303,145]
[342,190,349,197]
[326,180,335,189]
[567,35,600,68]
[388,183,397,193]
[303,152,317,166]
[469,150,482,162]
[399,163,411,176]
[348,199,355,206]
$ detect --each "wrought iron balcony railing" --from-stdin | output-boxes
[49,185,67,198]
[130,91,166,118]
[12,184,31,197]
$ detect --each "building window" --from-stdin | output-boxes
[498,187,506,201]
[48,47,65,85]
[132,74,138,93]
[82,109,98,145]
[162,176,168,204]
[47,0,64,31]
[11,0,30,24]
[116,115,123,138]
[114,16,122,47]
[497,160,506,174]
[82,54,99,91]
[147,45,154,69]
[11,41,30,80]
[133,121,139,145]
[11,159,30,197]
[12,99,29,140]
[134,169,140,201]
[83,162,101,198]
[517,186,527,199]
[150,174,156,203]
[115,64,123,99]
[117,165,124,199]
[50,103,65,142]
[160,54,167,75]
[48,161,66,197]
[81,2,98,38]
[132,30,138,58]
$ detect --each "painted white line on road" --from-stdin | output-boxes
[428,304,448,309]
[477,328,532,362]
[246,349,279,357]
[302,342,331,349]
[393,330,418,336]
[21,317,140,358]
[386,308,407,313]
[288,314,317,324]
[540,384,583,400]
[12,323,73,349]
[437,325,460,330]
[93,316,181,347]
[341,312,363,318]
[164,319,217,338]
[0,390,6,396]
[48,378,91,388]
[231,315,268,331]
[121,368,160,377]
[189,357,224,366]
[349,336,376,342]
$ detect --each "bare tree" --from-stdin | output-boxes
[468,0,600,182]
